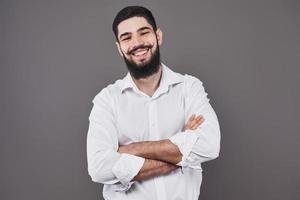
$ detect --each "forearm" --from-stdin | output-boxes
[118,139,182,165]
[133,158,178,181]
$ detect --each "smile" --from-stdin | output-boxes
[131,48,150,57]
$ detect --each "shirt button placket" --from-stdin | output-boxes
[148,100,155,140]
[148,99,159,140]
[148,99,167,200]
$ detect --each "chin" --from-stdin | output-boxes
[133,59,151,67]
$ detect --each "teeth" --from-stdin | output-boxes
[135,50,147,56]
[132,48,148,56]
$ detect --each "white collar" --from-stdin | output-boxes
[120,63,184,94]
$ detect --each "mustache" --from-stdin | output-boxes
[128,44,153,55]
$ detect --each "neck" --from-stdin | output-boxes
[132,64,162,97]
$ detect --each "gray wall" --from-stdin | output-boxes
[1,0,299,199]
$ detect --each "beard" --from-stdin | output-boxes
[122,45,161,79]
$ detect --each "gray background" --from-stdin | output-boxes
[1,0,299,200]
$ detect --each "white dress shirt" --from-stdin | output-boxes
[87,64,221,200]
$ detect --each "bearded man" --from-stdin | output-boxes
[87,6,221,200]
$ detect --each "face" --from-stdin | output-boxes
[116,17,163,79]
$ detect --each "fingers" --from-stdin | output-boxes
[188,114,196,122]
[186,114,196,127]
[190,116,204,129]
[189,115,204,129]
[184,114,204,131]
[183,114,195,131]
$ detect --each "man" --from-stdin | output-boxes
[87,6,220,200]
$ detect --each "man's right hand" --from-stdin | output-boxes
[183,114,204,131]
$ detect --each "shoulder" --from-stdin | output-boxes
[181,73,209,103]
[92,78,123,105]
[183,74,204,89]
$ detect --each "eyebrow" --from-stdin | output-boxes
[137,27,152,32]
[119,26,152,39]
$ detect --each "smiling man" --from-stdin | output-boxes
[116,16,162,81]
[87,6,220,200]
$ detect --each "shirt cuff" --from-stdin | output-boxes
[111,153,145,191]
[169,130,199,167]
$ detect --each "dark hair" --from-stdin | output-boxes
[112,6,157,40]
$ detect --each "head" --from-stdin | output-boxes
[112,6,163,79]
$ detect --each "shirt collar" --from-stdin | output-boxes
[120,63,184,94]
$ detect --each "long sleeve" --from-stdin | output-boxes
[86,88,145,191]
[169,75,221,169]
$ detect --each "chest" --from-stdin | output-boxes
[115,87,186,145]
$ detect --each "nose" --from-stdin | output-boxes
[131,34,144,48]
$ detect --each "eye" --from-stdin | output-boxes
[121,37,131,41]
[141,31,150,35]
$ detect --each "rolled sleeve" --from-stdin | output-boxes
[111,153,145,191]
[169,131,199,168]
[170,121,220,169]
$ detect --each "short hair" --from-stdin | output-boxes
[112,6,157,40]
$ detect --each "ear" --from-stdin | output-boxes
[115,41,124,57]
[156,28,163,46]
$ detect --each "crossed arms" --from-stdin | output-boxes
[118,115,204,181]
